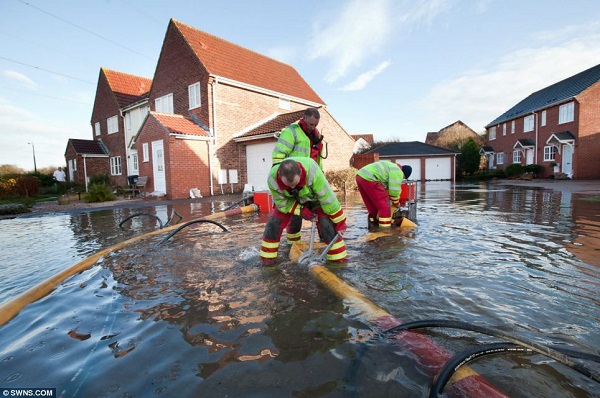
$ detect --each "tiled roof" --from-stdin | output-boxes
[368,141,459,156]
[151,112,210,137]
[68,139,109,155]
[351,134,374,145]
[487,63,600,127]
[173,19,324,105]
[234,110,305,139]
[103,68,152,108]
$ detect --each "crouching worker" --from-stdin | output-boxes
[259,157,347,266]
[356,161,412,230]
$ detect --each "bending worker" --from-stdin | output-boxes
[356,161,412,230]
[260,157,347,266]
[271,107,326,245]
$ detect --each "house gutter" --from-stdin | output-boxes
[83,154,88,192]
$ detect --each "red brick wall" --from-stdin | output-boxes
[89,69,130,186]
[351,153,379,170]
[575,82,600,179]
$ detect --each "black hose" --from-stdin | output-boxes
[164,209,184,227]
[383,319,600,384]
[158,219,228,244]
[119,213,164,229]
[429,342,533,398]
[224,196,251,211]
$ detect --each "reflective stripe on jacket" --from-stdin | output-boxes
[272,123,323,168]
[356,161,404,203]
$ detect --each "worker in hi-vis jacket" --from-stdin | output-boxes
[259,157,346,266]
[356,161,412,230]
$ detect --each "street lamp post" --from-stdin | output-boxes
[27,142,37,173]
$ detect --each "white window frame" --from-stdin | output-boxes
[511,120,515,134]
[110,156,122,175]
[513,150,522,163]
[541,110,547,126]
[94,121,101,136]
[155,93,174,114]
[496,152,504,165]
[70,158,77,171]
[107,115,119,134]
[188,82,201,109]
[543,146,556,162]
[489,126,496,140]
[502,123,506,136]
[142,143,149,162]
[523,115,534,132]
[558,101,574,124]
[279,97,291,110]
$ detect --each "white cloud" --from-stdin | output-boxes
[309,0,393,83]
[341,60,391,91]
[417,26,600,132]
[1,70,37,89]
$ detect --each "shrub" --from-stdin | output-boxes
[88,174,112,189]
[325,168,357,193]
[84,183,116,203]
[505,164,524,178]
[0,203,30,216]
[14,175,40,197]
[524,164,543,174]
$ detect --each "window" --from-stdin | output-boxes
[523,115,534,132]
[107,115,118,134]
[143,143,149,162]
[513,150,522,163]
[188,83,201,109]
[502,123,506,136]
[132,153,138,173]
[69,158,76,171]
[279,97,291,110]
[496,152,504,165]
[541,110,547,126]
[511,120,515,134]
[94,122,101,136]
[543,146,556,161]
[110,156,122,175]
[156,93,174,114]
[489,126,496,140]
[559,101,574,124]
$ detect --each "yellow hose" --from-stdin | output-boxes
[0,204,258,327]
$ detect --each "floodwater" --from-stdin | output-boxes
[0,182,598,398]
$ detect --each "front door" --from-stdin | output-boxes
[152,140,166,193]
[562,144,573,177]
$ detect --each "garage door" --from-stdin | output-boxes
[395,159,421,181]
[425,157,452,180]
[246,142,275,191]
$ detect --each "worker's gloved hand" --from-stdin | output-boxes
[334,219,347,236]
[300,206,316,220]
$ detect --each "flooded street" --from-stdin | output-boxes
[0,181,598,397]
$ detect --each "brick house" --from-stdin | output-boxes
[483,63,600,179]
[121,19,355,199]
[425,120,484,148]
[71,68,151,188]
[64,139,109,187]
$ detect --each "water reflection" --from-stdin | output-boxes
[0,183,598,397]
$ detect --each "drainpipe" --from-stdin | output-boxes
[533,111,538,164]
[83,154,89,192]
[210,77,219,196]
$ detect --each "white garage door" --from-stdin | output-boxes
[395,159,421,181]
[425,157,452,180]
[246,142,275,191]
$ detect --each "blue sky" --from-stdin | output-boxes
[1,0,600,171]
